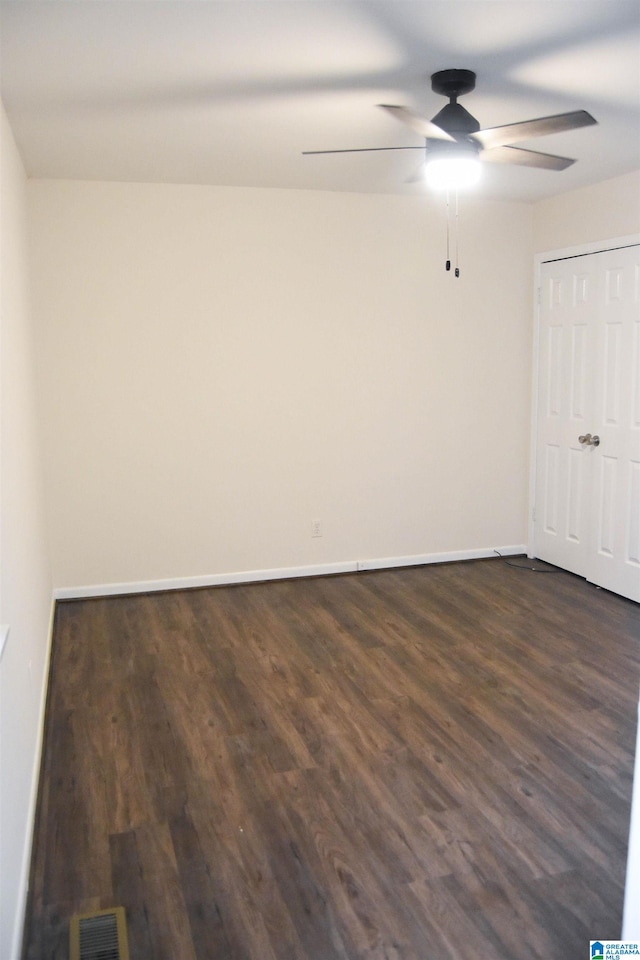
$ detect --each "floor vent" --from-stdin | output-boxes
[69,906,130,960]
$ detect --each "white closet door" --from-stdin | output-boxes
[588,245,640,600]
[534,255,598,577]
[534,244,640,603]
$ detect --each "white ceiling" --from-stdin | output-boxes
[1,0,639,202]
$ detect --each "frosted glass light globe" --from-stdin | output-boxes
[424,156,481,190]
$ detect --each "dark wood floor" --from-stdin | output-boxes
[23,558,640,959]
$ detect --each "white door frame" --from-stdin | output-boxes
[528,233,640,560]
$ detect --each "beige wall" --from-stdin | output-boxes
[534,170,640,253]
[29,180,533,591]
[0,104,52,960]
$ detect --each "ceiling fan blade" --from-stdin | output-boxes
[378,104,455,142]
[482,145,576,170]
[473,110,596,149]
[302,145,425,156]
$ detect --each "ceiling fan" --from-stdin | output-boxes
[303,69,597,185]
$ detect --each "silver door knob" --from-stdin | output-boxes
[578,433,600,446]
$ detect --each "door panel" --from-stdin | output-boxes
[587,245,640,601]
[534,244,640,602]
[630,462,640,566]
[535,257,596,576]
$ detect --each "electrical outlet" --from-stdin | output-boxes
[311,519,322,538]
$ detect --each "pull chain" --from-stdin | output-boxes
[454,189,460,277]
[444,189,460,277]
[445,188,451,272]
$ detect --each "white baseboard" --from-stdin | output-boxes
[53,545,527,601]
[355,545,526,572]
[12,597,57,960]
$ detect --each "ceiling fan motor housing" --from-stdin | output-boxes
[430,102,481,137]
[426,136,481,162]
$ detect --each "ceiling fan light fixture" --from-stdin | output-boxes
[423,136,482,190]
[424,154,482,190]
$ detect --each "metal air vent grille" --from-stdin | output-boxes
[69,906,129,960]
